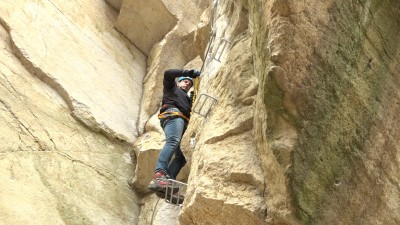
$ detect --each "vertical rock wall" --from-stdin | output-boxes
[0,0,145,224]
[250,0,400,224]
[289,1,400,224]
[179,0,400,224]
[180,1,267,224]
[1,0,400,224]
[0,0,146,142]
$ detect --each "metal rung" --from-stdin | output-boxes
[160,179,187,206]
[213,38,232,62]
[192,93,218,117]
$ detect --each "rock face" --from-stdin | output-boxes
[0,0,146,142]
[139,0,400,224]
[116,0,178,55]
[105,0,122,10]
[282,1,400,224]
[0,0,143,224]
[1,0,400,225]
[250,0,400,224]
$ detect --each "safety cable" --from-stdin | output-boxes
[150,198,161,225]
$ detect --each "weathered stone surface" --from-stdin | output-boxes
[0,23,139,224]
[180,32,266,224]
[139,194,181,225]
[0,0,146,142]
[2,0,400,224]
[289,1,400,224]
[105,0,122,10]
[251,0,400,224]
[116,0,178,55]
[179,0,400,224]
[132,131,164,193]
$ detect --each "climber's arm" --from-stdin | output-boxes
[163,69,200,89]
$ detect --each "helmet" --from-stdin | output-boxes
[177,77,193,86]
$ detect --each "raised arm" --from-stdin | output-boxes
[163,69,199,89]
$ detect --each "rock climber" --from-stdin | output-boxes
[148,69,200,195]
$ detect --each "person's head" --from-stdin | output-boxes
[177,77,193,92]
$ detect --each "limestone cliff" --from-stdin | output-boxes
[1,0,400,225]
[0,0,143,224]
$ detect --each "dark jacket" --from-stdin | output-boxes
[160,69,193,119]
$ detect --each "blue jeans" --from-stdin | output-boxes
[155,117,187,179]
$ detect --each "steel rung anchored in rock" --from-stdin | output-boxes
[156,179,187,206]
[192,93,218,117]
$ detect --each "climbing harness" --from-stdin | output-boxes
[158,111,190,122]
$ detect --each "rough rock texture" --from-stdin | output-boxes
[250,0,400,224]
[0,0,143,224]
[2,0,400,224]
[105,0,122,10]
[0,0,146,142]
[131,130,164,193]
[288,1,400,224]
[138,195,181,225]
[116,0,178,55]
[182,0,400,224]
[179,1,267,224]
[0,24,138,224]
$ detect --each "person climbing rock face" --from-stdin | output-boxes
[148,69,201,195]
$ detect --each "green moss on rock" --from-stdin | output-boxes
[290,0,400,223]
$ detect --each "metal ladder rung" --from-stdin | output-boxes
[213,38,232,62]
[193,93,218,117]
[160,179,187,206]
